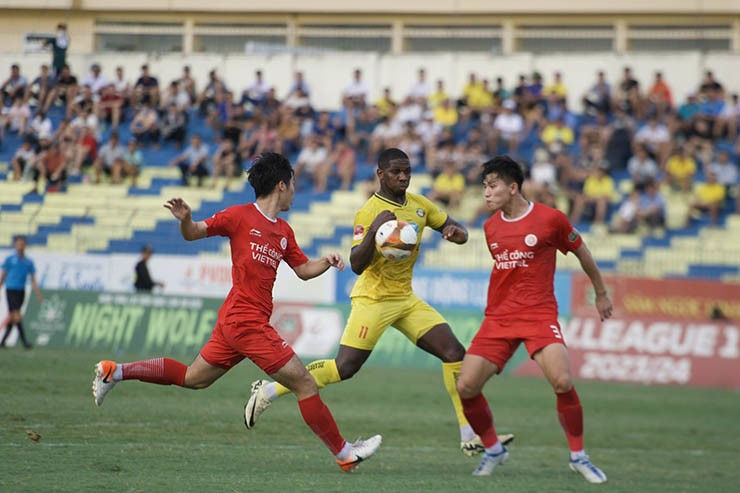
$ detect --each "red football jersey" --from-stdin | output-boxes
[205,203,308,323]
[483,202,582,320]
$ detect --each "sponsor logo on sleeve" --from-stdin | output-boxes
[568,228,580,242]
[353,224,365,241]
[416,208,425,218]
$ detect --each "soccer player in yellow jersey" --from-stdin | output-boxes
[245,148,513,456]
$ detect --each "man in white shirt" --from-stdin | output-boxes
[294,135,328,190]
[493,99,524,153]
[81,64,109,96]
[407,68,432,100]
[343,69,371,107]
[242,70,270,106]
[634,116,671,163]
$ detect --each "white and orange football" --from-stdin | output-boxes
[375,220,418,261]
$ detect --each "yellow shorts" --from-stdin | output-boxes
[340,295,447,350]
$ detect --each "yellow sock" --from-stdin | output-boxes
[442,361,470,428]
[274,359,342,397]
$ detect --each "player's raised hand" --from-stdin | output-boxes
[595,292,613,321]
[164,197,192,222]
[370,210,397,232]
[324,252,346,271]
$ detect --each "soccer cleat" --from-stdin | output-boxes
[244,379,272,429]
[461,433,515,456]
[472,447,509,476]
[336,434,383,472]
[92,360,117,406]
[569,455,608,484]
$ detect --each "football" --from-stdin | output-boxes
[375,220,418,261]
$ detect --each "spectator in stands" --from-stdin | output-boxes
[647,71,673,118]
[10,139,37,182]
[678,91,701,129]
[163,80,192,114]
[212,138,241,189]
[160,102,187,148]
[96,83,124,131]
[408,68,432,100]
[0,96,31,140]
[177,65,197,104]
[708,150,738,195]
[544,71,567,103]
[570,161,617,225]
[253,120,280,155]
[130,102,160,147]
[374,87,397,119]
[286,70,310,99]
[610,189,640,234]
[198,69,227,117]
[71,104,99,137]
[68,125,97,175]
[24,64,54,109]
[492,99,523,154]
[688,171,726,226]
[664,144,697,192]
[133,245,164,293]
[117,138,142,188]
[1,63,28,106]
[343,68,370,107]
[627,144,660,188]
[283,87,312,118]
[46,23,69,76]
[322,138,356,191]
[428,79,449,109]
[395,96,423,127]
[277,113,301,156]
[467,78,495,113]
[241,70,270,108]
[699,70,724,97]
[527,71,545,107]
[258,87,281,119]
[294,135,328,191]
[716,93,740,141]
[170,134,210,187]
[43,64,78,117]
[112,66,131,106]
[614,66,641,117]
[93,132,126,184]
[428,158,465,209]
[635,115,671,164]
[523,148,558,208]
[238,117,259,159]
[81,63,109,96]
[540,115,574,155]
[28,110,53,146]
[636,179,667,231]
[32,141,66,193]
[582,70,611,116]
[432,98,458,129]
[133,64,160,107]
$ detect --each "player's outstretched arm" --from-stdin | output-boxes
[573,243,613,321]
[350,210,396,274]
[436,217,468,244]
[293,253,346,280]
[164,197,208,241]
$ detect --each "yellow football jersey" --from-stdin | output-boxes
[351,192,447,299]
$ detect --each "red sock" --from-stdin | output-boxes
[556,387,584,452]
[121,358,187,386]
[461,393,499,448]
[297,394,346,456]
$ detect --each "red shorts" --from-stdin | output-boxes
[467,317,566,372]
[200,319,295,375]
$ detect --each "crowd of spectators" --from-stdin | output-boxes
[1,60,739,231]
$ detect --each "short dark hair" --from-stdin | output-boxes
[378,148,409,170]
[13,234,27,243]
[248,152,294,198]
[481,155,525,191]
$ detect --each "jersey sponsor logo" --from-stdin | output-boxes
[492,249,535,270]
[568,228,580,242]
[416,208,425,217]
[525,234,538,247]
[353,224,365,241]
[249,228,262,237]
[489,242,499,250]
[280,237,287,250]
[250,242,284,269]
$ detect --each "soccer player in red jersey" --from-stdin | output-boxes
[456,155,612,482]
[91,152,381,472]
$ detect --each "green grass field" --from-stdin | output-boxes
[1,347,738,492]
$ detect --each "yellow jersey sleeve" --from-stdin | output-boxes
[351,202,378,248]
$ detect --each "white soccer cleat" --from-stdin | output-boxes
[92,360,117,406]
[472,447,509,476]
[461,433,515,457]
[337,434,383,472]
[569,455,608,484]
[244,379,272,429]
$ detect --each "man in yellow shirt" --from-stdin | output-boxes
[245,148,513,456]
[688,171,726,225]
[434,98,459,127]
[570,163,617,224]
[429,159,466,209]
[429,79,450,108]
[665,146,697,192]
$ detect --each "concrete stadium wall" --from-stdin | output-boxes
[1,50,739,111]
